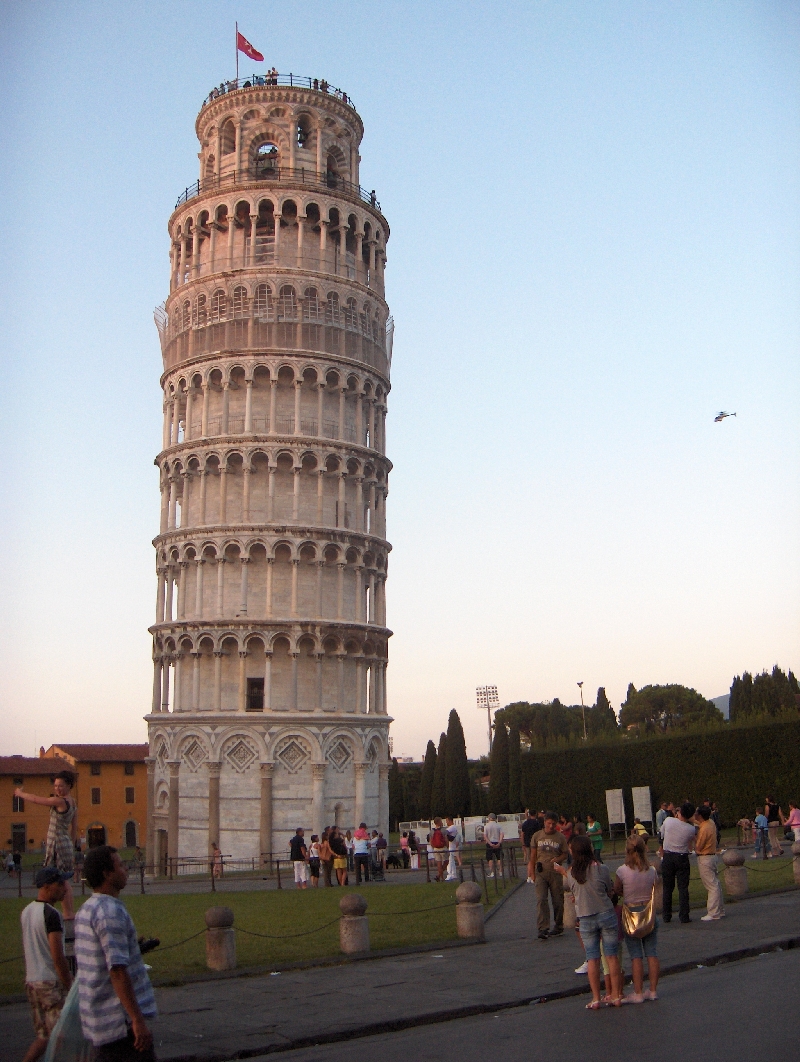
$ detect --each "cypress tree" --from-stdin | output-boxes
[488,720,510,813]
[418,741,436,820]
[729,675,743,722]
[445,709,471,817]
[431,732,448,817]
[508,722,522,812]
[388,757,404,830]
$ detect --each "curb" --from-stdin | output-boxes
[159,935,800,1060]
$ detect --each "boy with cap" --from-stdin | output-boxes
[21,867,73,1062]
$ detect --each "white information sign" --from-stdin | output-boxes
[605,788,626,826]
[631,786,653,824]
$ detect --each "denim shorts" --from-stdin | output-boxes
[623,903,659,961]
[578,908,619,961]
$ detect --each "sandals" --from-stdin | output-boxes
[644,990,658,1001]
[586,999,604,1010]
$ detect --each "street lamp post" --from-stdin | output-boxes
[578,681,586,740]
[476,685,499,756]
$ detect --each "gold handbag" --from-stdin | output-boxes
[621,883,657,939]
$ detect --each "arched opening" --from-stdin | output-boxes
[221,121,236,156]
[254,141,279,179]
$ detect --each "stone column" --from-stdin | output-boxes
[292,467,301,521]
[167,760,181,861]
[355,658,364,714]
[355,566,364,622]
[248,215,258,269]
[207,761,221,853]
[156,567,166,623]
[168,478,177,529]
[269,379,277,433]
[237,651,248,712]
[316,382,324,436]
[316,560,325,616]
[160,479,169,534]
[219,466,228,523]
[311,763,326,837]
[221,382,230,435]
[290,652,299,710]
[368,662,376,714]
[177,561,188,619]
[264,651,272,710]
[165,570,174,623]
[201,383,210,436]
[185,388,194,441]
[315,652,324,710]
[259,763,274,863]
[379,763,389,836]
[151,657,162,714]
[290,559,299,616]
[145,757,156,868]
[338,388,346,440]
[267,466,276,520]
[337,563,345,619]
[216,557,225,616]
[213,651,223,711]
[293,381,302,436]
[194,558,204,618]
[316,470,325,524]
[337,653,346,710]
[244,378,253,432]
[173,653,183,712]
[192,652,201,710]
[354,763,367,827]
[338,473,347,528]
[242,467,251,522]
[161,656,171,712]
[367,572,375,622]
[239,557,249,614]
[265,558,274,618]
[368,400,375,448]
[198,471,207,525]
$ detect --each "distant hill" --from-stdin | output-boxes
[712,694,730,720]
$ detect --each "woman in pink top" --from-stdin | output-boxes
[613,836,660,1003]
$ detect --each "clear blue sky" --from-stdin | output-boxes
[1,1,797,760]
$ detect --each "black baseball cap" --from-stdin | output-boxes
[35,867,72,888]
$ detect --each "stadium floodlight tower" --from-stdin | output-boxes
[146,74,394,871]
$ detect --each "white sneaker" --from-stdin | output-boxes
[526,876,534,884]
[575,961,589,974]
[487,872,494,878]
[700,914,720,921]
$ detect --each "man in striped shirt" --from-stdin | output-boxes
[74,845,157,1061]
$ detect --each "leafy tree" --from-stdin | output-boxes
[508,722,522,812]
[619,684,722,733]
[431,732,448,817]
[402,769,420,822]
[388,758,404,829]
[488,720,510,813]
[418,740,436,820]
[445,710,471,818]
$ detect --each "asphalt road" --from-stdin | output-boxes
[255,946,797,1062]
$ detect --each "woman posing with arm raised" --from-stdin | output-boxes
[15,770,77,918]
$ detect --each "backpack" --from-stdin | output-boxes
[431,828,446,849]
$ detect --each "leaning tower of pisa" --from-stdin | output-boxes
[145,74,393,867]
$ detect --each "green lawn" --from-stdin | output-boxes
[0,876,515,995]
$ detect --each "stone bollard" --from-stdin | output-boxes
[792,842,800,885]
[205,906,236,971]
[722,849,748,898]
[455,881,485,940]
[339,893,370,955]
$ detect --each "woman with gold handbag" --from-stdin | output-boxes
[614,835,660,1003]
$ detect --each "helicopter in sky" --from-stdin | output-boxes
[714,411,737,422]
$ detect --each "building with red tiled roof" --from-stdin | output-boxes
[42,745,149,850]
[1,757,71,855]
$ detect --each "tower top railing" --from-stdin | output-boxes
[174,167,381,212]
[201,74,356,114]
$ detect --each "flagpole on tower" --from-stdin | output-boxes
[235,21,239,82]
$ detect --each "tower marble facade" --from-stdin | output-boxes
[146,74,392,866]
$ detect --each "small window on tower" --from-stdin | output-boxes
[124,763,134,776]
[90,763,101,776]
[246,677,265,712]
[91,788,101,805]
[125,788,135,804]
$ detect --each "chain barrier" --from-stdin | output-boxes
[237,918,340,940]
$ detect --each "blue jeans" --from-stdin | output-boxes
[578,908,619,961]
[623,903,659,961]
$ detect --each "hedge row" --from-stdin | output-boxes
[520,718,800,828]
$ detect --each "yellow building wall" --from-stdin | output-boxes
[69,761,148,850]
[0,772,60,854]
